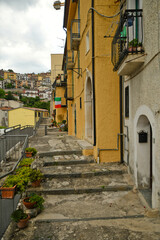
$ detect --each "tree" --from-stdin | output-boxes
[8,69,14,72]
[5,91,16,100]
[0,89,5,98]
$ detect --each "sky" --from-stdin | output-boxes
[0,0,66,74]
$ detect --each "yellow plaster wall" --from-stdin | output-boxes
[8,108,35,127]
[66,0,121,163]
[93,0,120,162]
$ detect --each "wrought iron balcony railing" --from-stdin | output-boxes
[112,9,144,71]
[71,19,80,51]
[66,50,74,70]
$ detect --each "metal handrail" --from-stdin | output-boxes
[0,135,28,179]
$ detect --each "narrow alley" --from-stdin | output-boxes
[3,124,160,240]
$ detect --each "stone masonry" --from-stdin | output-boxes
[2,124,160,240]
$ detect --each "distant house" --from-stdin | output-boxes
[7,107,49,127]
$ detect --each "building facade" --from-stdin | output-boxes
[112,0,160,208]
[64,0,121,162]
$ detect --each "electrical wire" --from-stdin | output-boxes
[89,7,121,19]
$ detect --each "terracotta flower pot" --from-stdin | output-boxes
[25,152,32,158]
[0,185,16,199]
[23,197,36,209]
[17,215,30,229]
[31,179,41,187]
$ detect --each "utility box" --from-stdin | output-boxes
[138,131,148,143]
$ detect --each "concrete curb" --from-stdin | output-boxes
[27,185,133,195]
[44,170,126,179]
[43,159,95,166]
[39,150,82,157]
[34,214,145,223]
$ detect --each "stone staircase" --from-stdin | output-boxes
[26,152,146,230]
[6,139,160,239]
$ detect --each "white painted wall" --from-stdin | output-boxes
[123,0,160,208]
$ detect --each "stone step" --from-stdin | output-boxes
[41,163,127,179]
[42,173,133,189]
[27,172,134,195]
[33,191,145,221]
[27,185,133,195]
[43,159,95,166]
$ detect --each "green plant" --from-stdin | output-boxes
[25,147,37,156]
[11,209,28,222]
[128,38,138,47]
[27,193,44,210]
[29,169,44,182]
[138,42,142,47]
[18,158,34,167]
[62,120,66,124]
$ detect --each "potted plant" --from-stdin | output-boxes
[25,147,37,158]
[23,193,44,210]
[1,174,26,198]
[29,169,44,187]
[11,209,30,229]
[128,39,138,52]
[0,179,16,199]
[18,158,34,168]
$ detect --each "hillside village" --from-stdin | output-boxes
[0,0,160,239]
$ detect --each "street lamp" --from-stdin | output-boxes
[53,1,65,10]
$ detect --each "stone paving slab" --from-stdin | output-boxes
[40,163,127,176]
[34,191,145,221]
[7,217,160,240]
[37,174,134,190]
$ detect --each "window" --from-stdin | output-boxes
[80,97,82,109]
[86,31,89,53]
[125,86,129,118]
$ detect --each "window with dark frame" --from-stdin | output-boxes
[80,97,82,109]
[125,86,129,118]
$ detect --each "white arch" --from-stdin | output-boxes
[84,69,93,144]
[134,105,156,207]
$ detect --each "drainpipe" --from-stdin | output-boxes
[92,0,96,146]
[97,133,126,164]
[120,76,123,163]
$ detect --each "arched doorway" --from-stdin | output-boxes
[85,76,93,143]
[136,115,153,206]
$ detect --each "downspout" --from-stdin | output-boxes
[120,75,123,163]
[92,0,96,146]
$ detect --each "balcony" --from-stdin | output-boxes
[66,50,74,70]
[65,84,74,101]
[71,19,80,51]
[112,9,145,76]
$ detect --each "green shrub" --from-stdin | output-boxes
[29,169,44,182]
[11,209,28,222]
[18,158,34,167]
[27,193,44,210]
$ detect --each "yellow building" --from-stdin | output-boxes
[52,74,67,123]
[51,54,63,83]
[63,0,122,163]
[4,71,17,81]
[8,107,49,127]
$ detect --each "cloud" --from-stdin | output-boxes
[0,0,66,73]
[0,0,39,11]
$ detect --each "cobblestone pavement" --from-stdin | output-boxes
[3,126,160,240]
